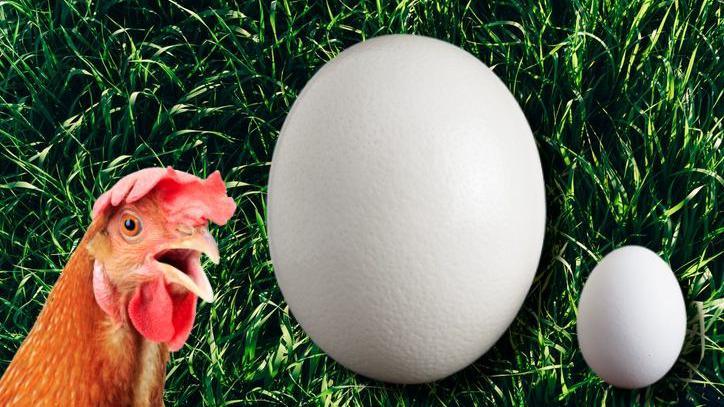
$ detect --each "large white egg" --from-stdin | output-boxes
[577,246,687,388]
[267,35,546,383]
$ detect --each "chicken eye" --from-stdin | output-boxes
[120,213,142,238]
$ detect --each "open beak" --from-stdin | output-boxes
[151,228,219,302]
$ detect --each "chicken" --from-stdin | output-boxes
[0,167,236,406]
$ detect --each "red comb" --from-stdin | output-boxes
[92,167,236,225]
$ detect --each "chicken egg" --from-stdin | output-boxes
[577,246,687,388]
[267,35,546,383]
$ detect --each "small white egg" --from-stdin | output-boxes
[577,246,687,388]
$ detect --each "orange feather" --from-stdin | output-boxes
[0,219,168,407]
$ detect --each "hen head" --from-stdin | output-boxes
[88,167,236,351]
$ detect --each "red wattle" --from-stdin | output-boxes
[128,277,198,351]
[167,292,197,351]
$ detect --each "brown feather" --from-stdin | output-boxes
[0,218,169,407]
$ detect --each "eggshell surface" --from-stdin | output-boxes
[577,246,687,389]
[267,35,546,383]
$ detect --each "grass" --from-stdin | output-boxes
[0,0,721,405]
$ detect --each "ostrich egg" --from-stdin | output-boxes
[577,246,687,388]
[267,35,546,383]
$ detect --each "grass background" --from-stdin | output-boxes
[0,0,721,405]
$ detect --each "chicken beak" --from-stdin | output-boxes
[153,228,219,303]
[168,228,220,265]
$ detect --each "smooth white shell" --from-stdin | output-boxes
[267,35,546,383]
[577,246,687,388]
